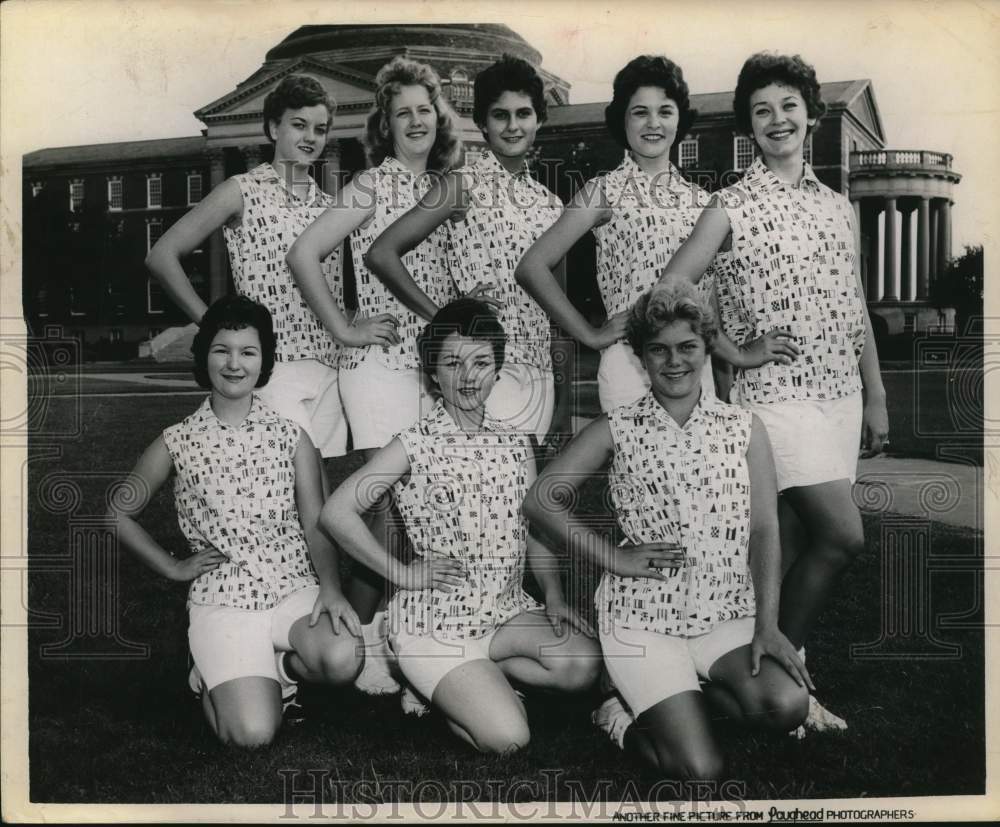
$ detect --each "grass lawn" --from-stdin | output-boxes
[26,394,985,804]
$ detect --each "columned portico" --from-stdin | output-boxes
[849,150,961,333]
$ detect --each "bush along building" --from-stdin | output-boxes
[22,24,960,361]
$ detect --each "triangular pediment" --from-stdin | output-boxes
[195,57,376,124]
[843,81,886,145]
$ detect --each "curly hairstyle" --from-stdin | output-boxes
[262,74,336,142]
[417,298,506,381]
[192,295,276,389]
[626,281,717,358]
[362,56,463,174]
[733,52,826,137]
[472,53,548,129]
[604,55,696,148]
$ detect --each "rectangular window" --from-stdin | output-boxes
[803,134,814,165]
[678,137,698,169]
[147,279,166,314]
[107,177,123,211]
[733,136,755,171]
[904,313,916,333]
[186,172,203,205]
[69,180,85,212]
[146,219,163,253]
[147,174,162,209]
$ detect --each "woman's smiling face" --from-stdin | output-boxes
[748,82,815,161]
[432,333,498,412]
[624,85,679,162]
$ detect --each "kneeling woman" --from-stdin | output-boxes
[524,283,810,779]
[109,296,365,748]
[322,299,601,754]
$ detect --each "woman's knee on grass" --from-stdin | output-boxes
[640,727,725,782]
[746,680,809,732]
[469,711,531,755]
[214,704,282,748]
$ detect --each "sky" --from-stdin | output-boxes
[2,0,999,253]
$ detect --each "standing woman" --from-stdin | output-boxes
[288,56,462,450]
[287,56,462,622]
[657,53,889,729]
[364,55,566,444]
[146,75,395,470]
[516,55,738,412]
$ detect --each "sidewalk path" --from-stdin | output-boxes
[855,456,982,532]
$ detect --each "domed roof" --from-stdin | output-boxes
[266,24,542,65]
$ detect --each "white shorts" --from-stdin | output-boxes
[597,341,715,413]
[188,586,318,691]
[339,351,434,450]
[486,363,554,442]
[390,626,500,701]
[599,617,756,716]
[741,393,862,491]
[257,360,348,458]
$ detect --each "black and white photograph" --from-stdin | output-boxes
[1,0,995,821]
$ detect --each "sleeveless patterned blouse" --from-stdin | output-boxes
[389,400,542,639]
[716,157,865,404]
[162,395,316,612]
[593,154,718,317]
[599,391,756,636]
[341,157,457,372]
[224,163,340,367]
[446,151,563,370]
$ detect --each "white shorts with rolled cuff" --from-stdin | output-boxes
[740,392,862,491]
[339,351,434,450]
[599,617,756,716]
[389,626,501,702]
[188,586,319,692]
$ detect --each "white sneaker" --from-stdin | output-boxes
[354,612,401,696]
[592,694,634,750]
[791,695,849,739]
[401,686,430,717]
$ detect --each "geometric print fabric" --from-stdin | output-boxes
[223,163,341,367]
[389,401,542,640]
[716,157,866,405]
[342,157,458,372]
[593,154,719,317]
[162,395,317,612]
[446,150,563,371]
[599,391,756,636]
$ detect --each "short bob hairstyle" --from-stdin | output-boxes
[362,56,463,174]
[733,52,826,137]
[191,295,276,389]
[626,280,718,358]
[472,54,548,129]
[604,55,696,148]
[262,75,336,143]
[417,298,506,381]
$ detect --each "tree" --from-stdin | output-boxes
[930,245,983,335]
